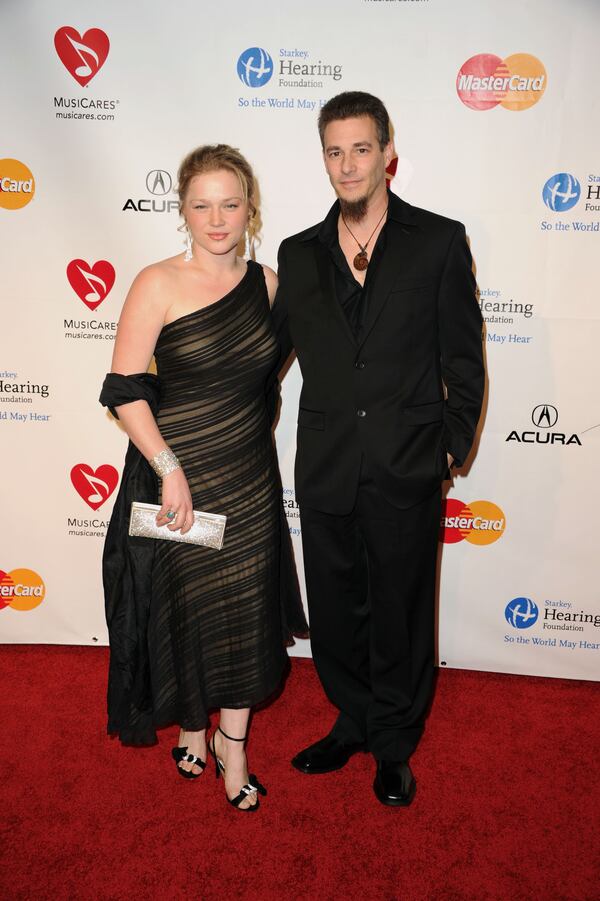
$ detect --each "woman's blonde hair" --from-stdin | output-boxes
[177,144,259,249]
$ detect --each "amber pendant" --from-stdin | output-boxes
[353,251,368,271]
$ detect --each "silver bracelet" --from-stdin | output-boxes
[149,448,181,478]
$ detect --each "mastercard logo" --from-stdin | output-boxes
[0,568,46,611]
[456,54,547,111]
[0,159,36,210]
[440,499,506,545]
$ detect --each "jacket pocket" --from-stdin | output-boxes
[389,280,432,295]
[298,408,325,430]
[400,400,444,425]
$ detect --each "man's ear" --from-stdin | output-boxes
[383,142,394,168]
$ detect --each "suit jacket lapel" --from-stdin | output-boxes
[357,216,417,350]
[314,239,357,348]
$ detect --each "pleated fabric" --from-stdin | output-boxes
[144,261,287,729]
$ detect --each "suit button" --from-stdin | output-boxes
[355,360,365,369]
[357,409,366,418]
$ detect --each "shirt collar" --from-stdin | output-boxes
[316,188,416,247]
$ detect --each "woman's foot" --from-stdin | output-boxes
[176,728,207,776]
[210,727,259,810]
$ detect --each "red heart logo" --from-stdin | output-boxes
[54,27,110,87]
[66,259,115,310]
[70,464,119,510]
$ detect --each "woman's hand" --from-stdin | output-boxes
[156,468,194,534]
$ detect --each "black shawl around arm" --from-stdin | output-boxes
[99,373,160,745]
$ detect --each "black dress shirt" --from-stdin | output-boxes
[318,197,389,338]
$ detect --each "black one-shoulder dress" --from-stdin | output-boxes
[100,261,307,745]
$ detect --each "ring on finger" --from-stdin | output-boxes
[166,510,177,520]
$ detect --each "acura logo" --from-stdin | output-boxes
[531,404,558,429]
[146,169,172,195]
[506,403,581,447]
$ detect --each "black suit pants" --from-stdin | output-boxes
[300,460,441,761]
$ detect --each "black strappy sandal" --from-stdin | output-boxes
[171,745,206,780]
[208,726,267,811]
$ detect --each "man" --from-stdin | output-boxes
[272,92,484,806]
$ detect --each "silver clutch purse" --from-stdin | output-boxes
[128,502,226,550]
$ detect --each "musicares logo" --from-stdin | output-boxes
[66,260,115,310]
[385,155,398,183]
[70,464,119,510]
[54,27,110,87]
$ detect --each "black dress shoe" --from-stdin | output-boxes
[373,760,416,807]
[291,734,365,774]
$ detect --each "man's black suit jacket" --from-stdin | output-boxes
[271,191,485,513]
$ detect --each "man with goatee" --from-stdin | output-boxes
[272,91,484,806]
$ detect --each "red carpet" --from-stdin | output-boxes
[1,648,598,901]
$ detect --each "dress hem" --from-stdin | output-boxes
[108,657,289,746]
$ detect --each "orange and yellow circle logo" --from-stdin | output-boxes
[0,159,36,210]
[0,568,46,611]
[440,499,506,545]
[456,54,547,111]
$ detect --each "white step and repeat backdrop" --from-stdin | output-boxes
[2,0,599,681]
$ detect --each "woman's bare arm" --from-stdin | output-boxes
[110,265,193,532]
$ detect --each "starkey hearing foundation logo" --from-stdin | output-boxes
[0,159,35,210]
[0,569,45,611]
[54,27,110,86]
[542,174,581,213]
[440,499,506,545]
[456,53,546,111]
[66,260,115,311]
[504,597,600,648]
[505,597,539,629]
[541,172,600,233]
[0,372,50,424]
[237,47,274,88]
[236,45,343,106]
[70,464,119,510]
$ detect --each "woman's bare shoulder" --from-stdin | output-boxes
[126,255,183,305]
[115,260,175,329]
[134,254,182,287]
[256,261,278,306]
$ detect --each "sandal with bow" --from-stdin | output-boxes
[171,745,206,780]
[208,726,267,811]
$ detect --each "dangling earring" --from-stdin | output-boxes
[245,215,255,261]
[184,227,193,262]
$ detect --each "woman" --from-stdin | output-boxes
[100,144,306,811]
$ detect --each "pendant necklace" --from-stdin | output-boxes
[341,204,388,271]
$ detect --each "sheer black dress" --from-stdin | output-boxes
[100,261,306,745]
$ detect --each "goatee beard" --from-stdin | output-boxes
[339,196,368,222]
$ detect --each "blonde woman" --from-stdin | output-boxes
[100,145,306,811]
